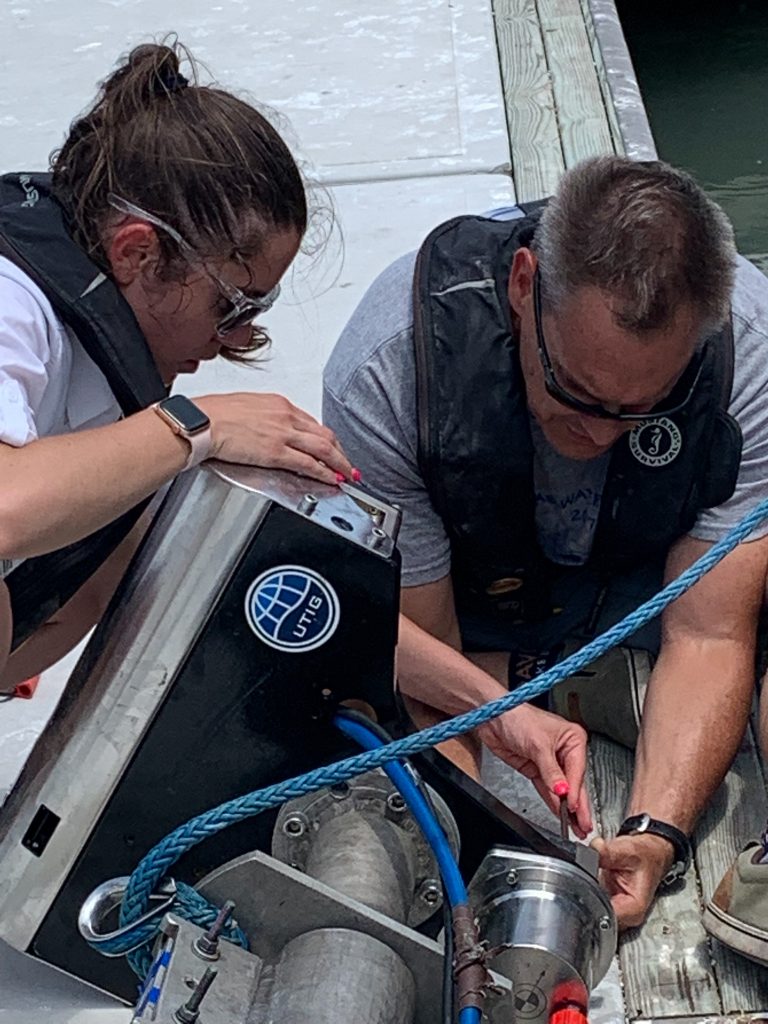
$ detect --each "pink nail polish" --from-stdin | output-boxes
[334,472,346,484]
[351,468,362,483]
[553,780,569,798]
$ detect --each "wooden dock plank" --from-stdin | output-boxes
[577,0,658,161]
[693,720,768,1014]
[493,0,565,201]
[589,735,723,1020]
[635,1018,768,1024]
[575,0,626,154]
[536,0,616,167]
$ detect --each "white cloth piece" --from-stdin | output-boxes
[0,256,121,577]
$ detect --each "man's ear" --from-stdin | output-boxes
[507,247,538,316]
[106,223,161,286]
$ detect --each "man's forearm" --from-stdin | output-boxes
[628,638,754,833]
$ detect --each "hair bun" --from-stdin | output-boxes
[153,67,189,95]
[130,44,187,96]
[99,42,189,105]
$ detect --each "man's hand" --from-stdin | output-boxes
[592,833,674,929]
[477,704,592,837]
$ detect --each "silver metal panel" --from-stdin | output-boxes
[131,915,262,1024]
[0,938,130,1023]
[0,465,398,951]
[208,463,400,556]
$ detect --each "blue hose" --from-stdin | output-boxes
[334,712,468,908]
[335,712,478,1024]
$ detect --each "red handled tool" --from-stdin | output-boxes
[554,780,570,841]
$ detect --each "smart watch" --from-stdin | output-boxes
[153,395,212,471]
[617,813,692,887]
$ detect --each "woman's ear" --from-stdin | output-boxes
[106,222,161,286]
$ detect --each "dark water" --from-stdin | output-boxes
[617,0,768,273]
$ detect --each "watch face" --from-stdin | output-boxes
[628,813,651,833]
[160,395,210,433]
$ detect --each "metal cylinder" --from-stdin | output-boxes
[265,928,416,1024]
[273,769,459,929]
[303,809,416,923]
[469,848,616,1024]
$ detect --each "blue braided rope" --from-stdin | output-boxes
[112,496,768,970]
[90,881,249,978]
[132,883,247,978]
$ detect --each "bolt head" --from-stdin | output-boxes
[386,793,407,813]
[192,936,220,962]
[282,814,307,837]
[506,869,518,886]
[599,915,612,931]
[418,880,442,906]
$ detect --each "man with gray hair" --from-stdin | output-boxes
[323,156,768,941]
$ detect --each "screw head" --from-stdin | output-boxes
[330,782,350,800]
[418,879,442,906]
[506,869,518,886]
[599,915,612,931]
[368,527,387,549]
[282,814,308,838]
[386,793,407,813]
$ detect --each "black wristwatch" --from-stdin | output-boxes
[617,813,692,887]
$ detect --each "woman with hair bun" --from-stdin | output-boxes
[0,41,355,688]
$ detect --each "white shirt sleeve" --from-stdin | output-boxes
[0,273,60,447]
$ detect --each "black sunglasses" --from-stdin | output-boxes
[532,268,704,422]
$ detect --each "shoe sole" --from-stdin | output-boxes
[702,900,768,967]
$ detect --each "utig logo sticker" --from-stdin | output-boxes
[245,565,340,653]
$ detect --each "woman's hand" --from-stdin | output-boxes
[477,703,592,837]
[196,392,356,485]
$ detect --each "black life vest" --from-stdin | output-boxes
[413,207,742,628]
[0,173,166,650]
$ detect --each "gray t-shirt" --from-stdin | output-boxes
[323,248,768,587]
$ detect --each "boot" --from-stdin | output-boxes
[549,646,652,749]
